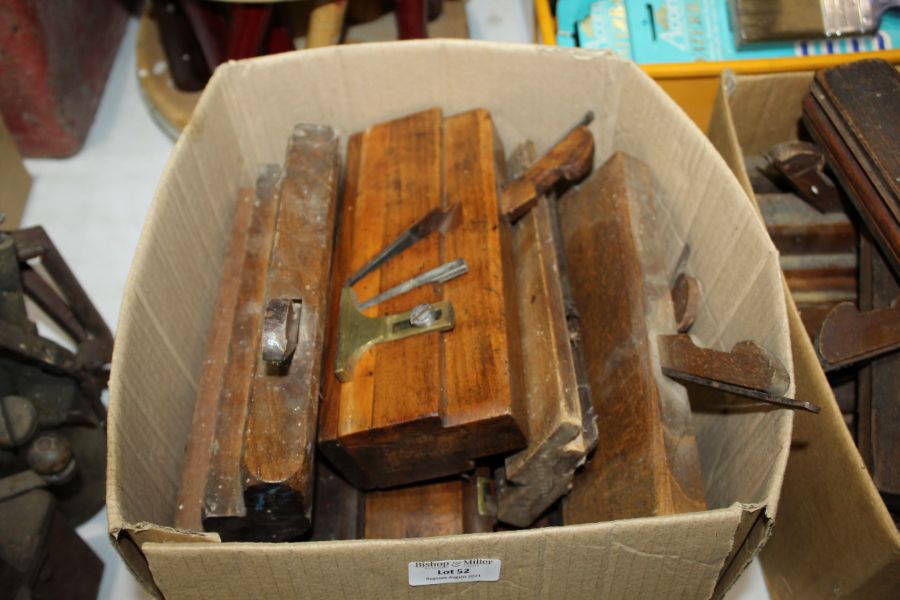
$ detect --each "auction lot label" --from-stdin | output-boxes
[408,559,501,586]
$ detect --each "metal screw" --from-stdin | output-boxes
[27,432,76,485]
[409,304,438,328]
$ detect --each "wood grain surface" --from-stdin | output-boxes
[816,299,900,369]
[857,237,900,499]
[441,109,525,436]
[805,60,900,277]
[757,192,856,255]
[240,124,340,541]
[364,479,464,539]
[363,468,495,539]
[560,153,706,524]
[202,166,281,538]
[174,186,255,531]
[497,195,586,527]
[658,334,791,396]
[305,459,363,541]
[501,125,594,222]
[816,60,900,216]
[318,109,526,489]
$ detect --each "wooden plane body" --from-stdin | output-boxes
[319,109,527,489]
[560,153,707,524]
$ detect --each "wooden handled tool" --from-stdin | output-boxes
[347,203,459,286]
[496,195,589,528]
[766,141,843,214]
[501,112,595,222]
[754,191,857,337]
[187,125,340,541]
[730,0,900,46]
[660,250,817,416]
[660,334,790,396]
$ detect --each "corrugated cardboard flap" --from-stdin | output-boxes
[142,507,746,599]
[108,522,218,598]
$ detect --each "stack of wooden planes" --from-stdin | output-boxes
[173,103,818,542]
[748,59,899,522]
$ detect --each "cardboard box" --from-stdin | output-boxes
[107,41,794,599]
[708,71,900,600]
[0,114,31,230]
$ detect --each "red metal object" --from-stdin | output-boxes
[179,0,227,69]
[178,1,293,73]
[0,0,129,157]
[225,4,273,60]
[265,5,295,55]
[394,0,427,39]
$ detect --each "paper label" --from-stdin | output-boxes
[408,559,501,586]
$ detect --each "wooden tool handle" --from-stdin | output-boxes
[394,0,427,39]
[152,0,211,91]
[502,125,594,222]
[307,0,348,48]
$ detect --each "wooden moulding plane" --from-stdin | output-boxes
[558,152,815,525]
[494,138,599,528]
[318,108,528,490]
[319,117,600,532]
[175,124,340,541]
[559,153,708,523]
[804,59,900,279]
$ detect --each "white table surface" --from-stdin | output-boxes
[21,17,770,600]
